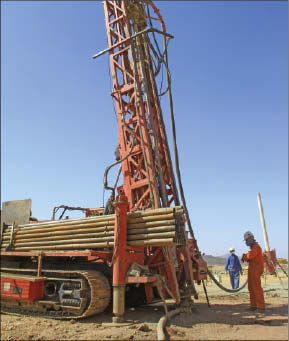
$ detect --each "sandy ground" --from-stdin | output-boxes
[1,274,288,340]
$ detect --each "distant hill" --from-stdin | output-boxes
[203,254,244,266]
[278,258,288,264]
[220,253,231,259]
[203,255,226,266]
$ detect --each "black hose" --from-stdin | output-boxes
[202,280,211,307]
[207,269,248,293]
[103,95,136,194]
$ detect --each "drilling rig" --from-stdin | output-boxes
[0,0,207,322]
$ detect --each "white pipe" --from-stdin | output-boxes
[257,193,270,252]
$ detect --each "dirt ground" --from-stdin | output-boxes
[1,274,288,340]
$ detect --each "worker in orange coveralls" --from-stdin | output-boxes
[241,231,265,312]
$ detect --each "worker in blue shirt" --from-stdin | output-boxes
[225,247,243,289]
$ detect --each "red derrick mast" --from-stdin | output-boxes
[103,0,179,210]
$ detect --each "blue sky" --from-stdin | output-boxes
[1,1,288,258]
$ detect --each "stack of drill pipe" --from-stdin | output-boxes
[0,206,185,252]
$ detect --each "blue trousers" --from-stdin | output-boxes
[229,271,240,289]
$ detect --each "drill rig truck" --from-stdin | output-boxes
[0,0,207,322]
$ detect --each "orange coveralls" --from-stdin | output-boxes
[243,242,265,309]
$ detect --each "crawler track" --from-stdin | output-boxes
[1,270,111,319]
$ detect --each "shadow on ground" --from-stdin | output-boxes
[171,301,288,328]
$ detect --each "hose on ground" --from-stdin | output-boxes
[157,308,181,341]
[156,272,247,340]
[207,269,248,293]
[156,271,247,340]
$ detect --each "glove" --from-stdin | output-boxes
[241,254,246,263]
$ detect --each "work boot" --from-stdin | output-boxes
[246,307,257,311]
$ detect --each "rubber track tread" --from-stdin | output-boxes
[80,270,111,318]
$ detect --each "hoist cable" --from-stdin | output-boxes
[162,35,196,242]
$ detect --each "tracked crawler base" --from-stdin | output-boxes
[0,270,111,319]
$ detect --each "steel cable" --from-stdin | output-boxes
[162,35,196,242]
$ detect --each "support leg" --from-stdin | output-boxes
[112,285,126,323]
